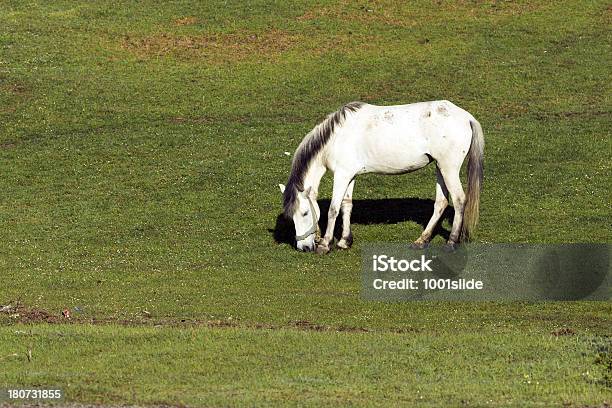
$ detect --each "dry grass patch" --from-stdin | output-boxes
[604,4,612,24]
[121,28,380,62]
[297,1,418,28]
[121,29,299,62]
[497,101,532,119]
[439,0,546,16]
[0,82,29,96]
[174,16,198,26]
[297,0,546,26]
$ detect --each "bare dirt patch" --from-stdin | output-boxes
[1,304,61,323]
[1,304,412,334]
[293,320,371,333]
[121,29,299,62]
[551,327,576,336]
[0,83,30,96]
[0,141,17,149]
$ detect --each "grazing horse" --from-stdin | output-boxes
[279,100,484,254]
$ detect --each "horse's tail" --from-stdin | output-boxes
[461,119,484,241]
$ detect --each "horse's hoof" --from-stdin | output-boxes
[337,239,351,249]
[410,240,429,250]
[337,233,353,250]
[443,242,458,253]
[315,244,330,255]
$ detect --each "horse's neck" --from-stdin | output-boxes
[303,156,326,199]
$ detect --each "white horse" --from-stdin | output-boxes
[279,100,484,254]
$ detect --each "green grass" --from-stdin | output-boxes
[1,324,611,407]
[0,0,610,406]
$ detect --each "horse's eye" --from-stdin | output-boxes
[303,211,309,217]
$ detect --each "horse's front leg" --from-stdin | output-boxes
[316,174,352,255]
[315,225,321,244]
[337,179,355,249]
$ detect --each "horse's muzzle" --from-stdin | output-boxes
[297,241,315,252]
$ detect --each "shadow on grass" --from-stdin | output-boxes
[270,197,454,246]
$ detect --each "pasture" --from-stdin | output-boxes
[0,1,610,406]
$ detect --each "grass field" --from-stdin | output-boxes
[0,0,610,406]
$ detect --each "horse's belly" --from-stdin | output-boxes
[362,152,431,175]
[360,130,431,174]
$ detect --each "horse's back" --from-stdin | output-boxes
[332,100,474,174]
[363,100,472,121]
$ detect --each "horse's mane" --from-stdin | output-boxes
[283,101,364,218]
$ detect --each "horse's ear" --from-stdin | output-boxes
[278,184,286,194]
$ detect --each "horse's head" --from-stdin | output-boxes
[279,184,319,252]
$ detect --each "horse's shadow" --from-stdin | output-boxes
[270,197,454,246]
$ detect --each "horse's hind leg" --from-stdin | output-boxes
[439,165,466,251]
[412,166,448,249]
[337,180,355,249]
